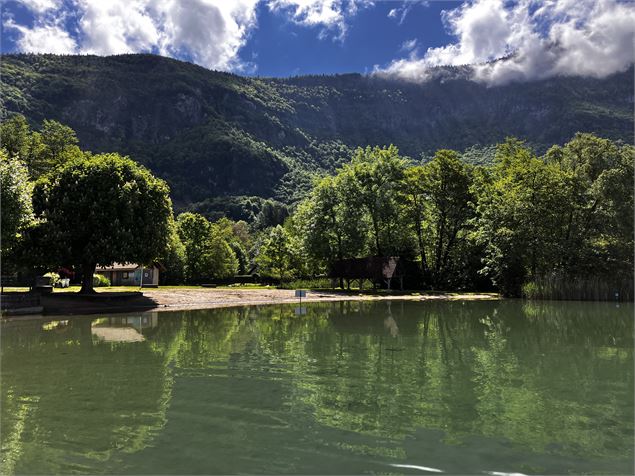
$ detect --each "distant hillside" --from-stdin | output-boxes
[1,53,632,211]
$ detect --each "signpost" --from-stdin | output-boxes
[295,290,307,316]
[295,289,307,303]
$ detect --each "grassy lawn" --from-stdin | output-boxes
[1,284,276,293]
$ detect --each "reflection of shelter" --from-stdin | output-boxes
[91,313,159,342]
[95,263,160,286]
[329,257,405,290]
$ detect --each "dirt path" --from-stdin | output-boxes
[139,288,500,312]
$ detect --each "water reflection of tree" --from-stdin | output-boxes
[1,300,632,472]
[1,317,177,474]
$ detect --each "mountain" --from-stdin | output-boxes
[1,53,632,213]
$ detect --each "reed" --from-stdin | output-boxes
[522,273,633,301]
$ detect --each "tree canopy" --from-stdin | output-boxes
[32,153,173,292]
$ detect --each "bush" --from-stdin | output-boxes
[93,274,111,287]
[521,281,540,299]
[43,272,60,286]
[279,277,332,289]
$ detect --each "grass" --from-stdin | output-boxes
[1,284,275,293]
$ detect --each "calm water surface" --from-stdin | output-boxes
[1,300,633,474]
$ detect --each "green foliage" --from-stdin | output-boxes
[185,195,288,225]
[474,135,634,297]
[0,114,83,179]
[256,225,304,281]
[43,271,60,286]
[0,150,33,260]
[403,150,475,287]
[159,221,187,285]
[32,153,173,292]
[176,212,238,282]
[93,273,111,287]
[278,277,332,290]
[0,54,631,204]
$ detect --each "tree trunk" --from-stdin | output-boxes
[415,214,428,275]
[80,262,97,294]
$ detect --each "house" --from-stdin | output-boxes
[95,263,160,286]
[328,256,405,290]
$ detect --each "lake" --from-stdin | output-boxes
[1,300,633,474]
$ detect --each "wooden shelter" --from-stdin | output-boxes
[328,257,405,290]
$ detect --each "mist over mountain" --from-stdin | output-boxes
[1,53,632,212]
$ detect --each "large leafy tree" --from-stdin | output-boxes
[256,225,303,282]
[1,115,82,179]
[32,153,173,293]
[339,145,408,256]
[545,133,634,277]
[0,151,34,267]
[402,150,474,286]
[474,139,572,296]
[158,219,187,285]
[294,174,368,278]
[176,212,238,283]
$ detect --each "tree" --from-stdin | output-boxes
[32,153,173,293]
[421,150,474,286]
[159,220,187,285]
[545,133,634,278]
[1,115,82,179]
[340,145,408,256]
[176,213,238,282]
[0,115,32,161]
[0,151,34,265]
[34,119,82,177]
[294,174,368,279]
[401,166,429,277]
[474,139,570,296]
[256,225,302,282]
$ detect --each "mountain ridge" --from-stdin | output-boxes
[1,53,632,210]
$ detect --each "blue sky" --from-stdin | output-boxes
[240,1,457,77]
[1,0,633,84]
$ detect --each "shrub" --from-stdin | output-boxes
[43,272,60,286]
[279,277,332,290]
[521,281,540,299]
[93,274,111,287]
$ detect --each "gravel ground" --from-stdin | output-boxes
[138,288,500,312]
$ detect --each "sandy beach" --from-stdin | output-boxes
[136,288,501,312]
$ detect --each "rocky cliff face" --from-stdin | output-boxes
[1,53,632,206]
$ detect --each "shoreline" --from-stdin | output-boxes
[1,288,501,319]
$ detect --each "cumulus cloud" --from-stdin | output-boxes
[15,0,60,13]
[267,0,372,40]
[5,17,77,54]
[5,0,259,71]
[377,0,635,85]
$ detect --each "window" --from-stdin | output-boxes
[122,272,129,279]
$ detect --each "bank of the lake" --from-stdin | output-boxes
[1,287,500,317]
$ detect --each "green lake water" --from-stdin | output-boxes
[1,300,633,475]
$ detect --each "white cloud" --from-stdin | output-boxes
[377,0,635,85]
[16,0,60,13]
[5,0,259,71]
[400,38,418,52]
[267,0,372,40]
[157,0,259,71]
[386,0,427,25]
[5,17,77,53]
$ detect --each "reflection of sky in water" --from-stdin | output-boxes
[1,301,633,474]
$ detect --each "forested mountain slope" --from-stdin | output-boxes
[1,53,632,208]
